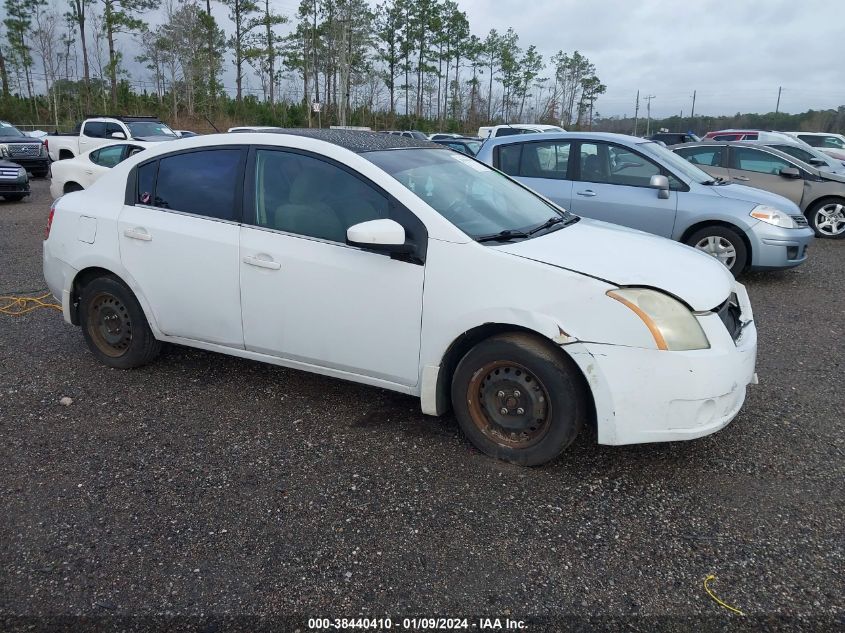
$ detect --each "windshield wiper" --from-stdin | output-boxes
[527,215,568,235]
[476,229,530,243]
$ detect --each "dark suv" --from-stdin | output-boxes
[0,121,49,177]
[649,132,701,146]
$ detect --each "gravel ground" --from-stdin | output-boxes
[1,180,843,632]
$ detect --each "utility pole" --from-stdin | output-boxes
[312,2,320,128]
[644,94,656,136]
[690,90,696,128]
[775,86,782,114]
[633,90,640,136]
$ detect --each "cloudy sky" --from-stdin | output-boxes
[132,0,844,118]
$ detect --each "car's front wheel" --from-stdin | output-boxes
[686,225,748,276]
[79,275,161,369]
[451,333,587,466]
[807,199,845,239]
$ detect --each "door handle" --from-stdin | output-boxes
[124,227,152,241]
[243,255,281,270]
[84,170,93,175]
[576,190,597,197]
[732,175,750,181]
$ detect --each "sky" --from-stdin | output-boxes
[128,0,845,118]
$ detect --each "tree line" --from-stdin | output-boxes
[0,0,607,132]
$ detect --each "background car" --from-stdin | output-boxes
[478,123,566,139]
[46,115,176,161]
[0,160,30,201]
[430,137,483,156]
[783,132,845,161]
[750,140,845,175]
[49,141,152,199]
[673,141,845,238]
[702,129,798,143]
[176,130,199,138]
[649,132,700,145]
[0,120,49,177]
[428,133,465,140]
[475,131,814,275]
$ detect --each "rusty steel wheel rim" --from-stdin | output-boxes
[466,360,552,449]
[87,292,132,358]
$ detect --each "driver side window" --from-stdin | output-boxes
[253,150,390,243]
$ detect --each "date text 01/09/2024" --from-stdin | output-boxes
[307,617,528,630]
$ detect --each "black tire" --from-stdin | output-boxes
[33,170,50,179]
[79,275,161,369]
[451,332,587,466]
[2,194,26,202]
[685,225,748,276]
[806,199,845,239]
[64,182,83,193]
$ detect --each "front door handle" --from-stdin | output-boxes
[732,175,750,181]
[243,255,281,270]
[124,227,152,241]
[576,190,597,197]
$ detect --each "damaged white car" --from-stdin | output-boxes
[43,130,758,465]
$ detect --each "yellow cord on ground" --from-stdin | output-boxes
[0,292,62,316]
[704,574,745,616]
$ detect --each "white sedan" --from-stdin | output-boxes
[43,130,758,465]
[49,141,153,199]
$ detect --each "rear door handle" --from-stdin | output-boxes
[124,227,152,241]
[576,190,597,197]
[243,255,281,270]
[732,175,750,181]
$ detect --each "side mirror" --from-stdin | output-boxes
[809,158,826,166]
[779,167,801,179]
[347,219,411,254]
[650,174,670,199]
[111,131,126,139]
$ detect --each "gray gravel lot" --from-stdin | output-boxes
[1,180,843,631]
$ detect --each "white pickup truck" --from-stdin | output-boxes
[46,116,178,161]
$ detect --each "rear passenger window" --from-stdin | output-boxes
[83,122,105,138]
[676,146,723,167]
[154,149,244,220]
[519,141,571,179]
[497,144,522,176]
[731,148,792,174]
[252,149,389,243]
[137,161,157,204]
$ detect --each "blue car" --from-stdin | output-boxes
[474,132,814,276]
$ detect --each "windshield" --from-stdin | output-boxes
[364,148,573,241]
[638,140,715,184]
[0,121,26,137]
[126,121,177,138]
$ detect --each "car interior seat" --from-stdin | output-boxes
[582,154,604,181]
[274,170,344,242]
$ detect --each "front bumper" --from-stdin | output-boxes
[12,157,49,172]
[748,222,814,270]
[565,282,758,445]
[0,179,30,197]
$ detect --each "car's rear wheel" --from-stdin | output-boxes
[807,199,845,238]
[79,276,161,369]
[64,182,83,193]
[451,333,587,466]
[686,225,748,276]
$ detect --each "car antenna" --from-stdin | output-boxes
[204,115,220,133]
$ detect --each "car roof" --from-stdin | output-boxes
[255,128,442,152]
[482,131,648,147]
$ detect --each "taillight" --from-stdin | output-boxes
[44,139,48,151]
[45,203,56,240]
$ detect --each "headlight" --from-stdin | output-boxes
[607,288,710,351]
[0,144,8,158]
[750,204,795,228]
[17,167,26,179]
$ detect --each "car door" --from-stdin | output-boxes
[78,120,104,154]
[726,146,805,205]
[495,140,574,210]
[238,148,425,387]
[568,141,678,237]
[673,145,732,181]
[118,147,246,347]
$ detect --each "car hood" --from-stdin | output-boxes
[133,135,178,142]
[818,171,845,184]
[495,218,734,311]
[0,135,39,143]
[709,182,801,211]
